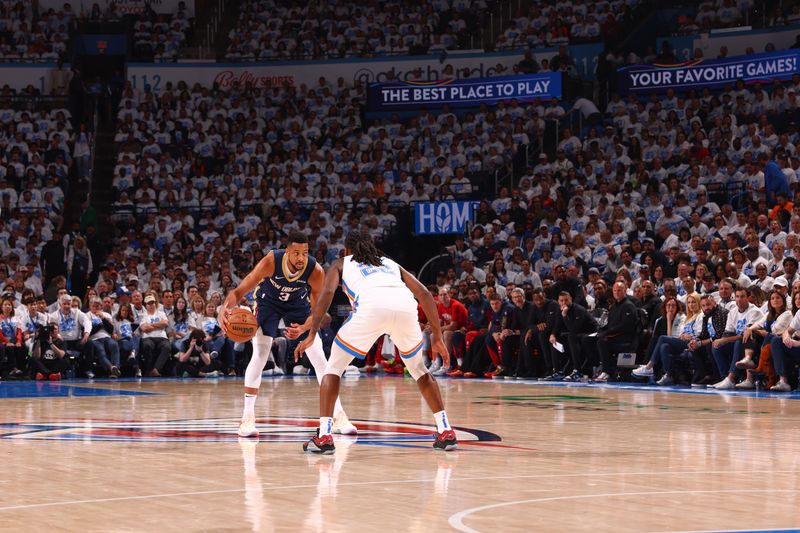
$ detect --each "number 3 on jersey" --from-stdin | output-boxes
[278,292,291,302]
[360,265,392,277]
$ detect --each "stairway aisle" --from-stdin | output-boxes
[79,116,119,267]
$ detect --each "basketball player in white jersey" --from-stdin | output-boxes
[220,231,356,438]
[295,230,457,454]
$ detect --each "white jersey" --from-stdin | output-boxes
[335,255,424,362]
[341,255,408,305]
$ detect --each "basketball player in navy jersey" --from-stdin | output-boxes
[220,231,356,438]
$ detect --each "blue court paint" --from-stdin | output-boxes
[479,378,800,400]
[683,530,800,533]
[0,381,157,399]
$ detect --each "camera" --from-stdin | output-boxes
[36,324,55,340]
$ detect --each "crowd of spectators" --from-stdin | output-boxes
[123,1,194,62]
[0,96,80,225]
[0,0,195,64]
[0,1,74,63]
[108,71,552,243]
[495,0,640,51]
[224,0,492,61]
[380,70,800,392]
[676,0,755,34]
[0,86,90,380]
[7,2,800,391]
[0,59,556,380]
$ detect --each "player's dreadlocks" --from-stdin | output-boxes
[345,230,383,267]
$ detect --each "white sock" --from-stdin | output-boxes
[319,417,333,436]
[433,410,451,433]
[243,394,257,418]
[306,335,347,420]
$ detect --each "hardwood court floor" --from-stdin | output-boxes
[1,376,800,533]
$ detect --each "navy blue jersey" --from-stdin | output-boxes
[256,250,317,310]
[488,303,514,334]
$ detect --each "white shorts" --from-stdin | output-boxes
[333,305,423,361]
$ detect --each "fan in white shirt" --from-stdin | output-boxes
[709,287,765,390]
[737,291,793,389]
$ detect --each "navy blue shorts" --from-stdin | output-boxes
[256,302,310,338]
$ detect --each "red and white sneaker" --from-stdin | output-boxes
[303,434,335,454]
[433,429,458,451]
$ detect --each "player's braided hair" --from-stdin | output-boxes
[346,230,383,267]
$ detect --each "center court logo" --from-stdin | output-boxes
[0,417,517,448]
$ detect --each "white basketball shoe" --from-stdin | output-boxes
[238,414,259,438]
[332,412,358,435]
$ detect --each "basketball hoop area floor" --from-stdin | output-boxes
[2,375,800,533]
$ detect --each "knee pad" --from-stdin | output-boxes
[404,353,429,381]
[252,330,272,350]
[245,331,274,389]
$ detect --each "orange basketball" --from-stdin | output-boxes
[225,308,258,343]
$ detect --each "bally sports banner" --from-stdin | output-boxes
[617,49,800,94]
[367,73,562,111]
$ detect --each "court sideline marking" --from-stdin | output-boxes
[448,489,800,533]
[0,469,797,513]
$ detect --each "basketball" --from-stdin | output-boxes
[225,308,258,343]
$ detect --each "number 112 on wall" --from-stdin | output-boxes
[130,74,162,91]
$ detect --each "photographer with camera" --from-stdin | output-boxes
[21,295,49,355]
[87,297,121,378]
[30,322,69,380]
[175,328,221,378]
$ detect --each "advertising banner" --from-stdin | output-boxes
[414,201,477,235]
[367,73,561,111]
[127,51,529,92]
[617,49,800,94]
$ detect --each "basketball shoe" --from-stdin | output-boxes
[304,434,335,454]
[433,429,458,451]
[332,413,358,435]
[238,414,259,438]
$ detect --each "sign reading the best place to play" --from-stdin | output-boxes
[415,201,478,235]
[367,73,562,111]
[617,49,800,94]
